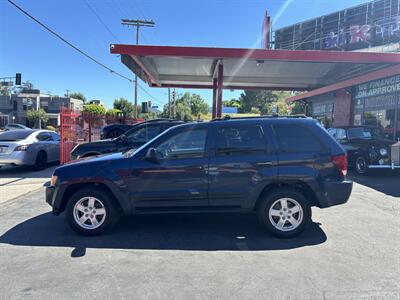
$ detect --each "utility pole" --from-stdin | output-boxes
[121,19,155,118]
[172,88,176,118]
[168,88,171,118]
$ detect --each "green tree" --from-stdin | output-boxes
[238,90,279,113]
[113,98,135,117]
[1,87,10,96]
[27,109,49,129]
[161,92,209,120]
[175,102,193,121]
[186,93,209,116]
[290,101,306,115]
[139,111,159,120]
[69,92,86,102]
[82,104,106,115]
[223,98,241,109]
[106,108,122,116]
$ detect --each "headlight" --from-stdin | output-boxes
[14,144,30,151]
[50,175,58,187]
[379,148,388,156]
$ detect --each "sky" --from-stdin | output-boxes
[0,0,371,109]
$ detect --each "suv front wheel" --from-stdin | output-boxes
[66,188,119,235]
[258,188,311,238]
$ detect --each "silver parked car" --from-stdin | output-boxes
[0,129,60,169]
[5,123,30,131]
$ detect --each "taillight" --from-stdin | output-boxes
[332,154,347,177]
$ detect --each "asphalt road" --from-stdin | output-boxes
[0,174,399,299]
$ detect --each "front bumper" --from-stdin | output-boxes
[45,185,66,215]
[317,180,353,209]
[45,186,56,207]
[368,163,400,170]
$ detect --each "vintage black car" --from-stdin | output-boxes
[327,126,400,175]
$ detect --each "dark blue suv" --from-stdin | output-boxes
[46,117,352,238]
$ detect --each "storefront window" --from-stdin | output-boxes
[312,102,334,128]
[363,109,396,140]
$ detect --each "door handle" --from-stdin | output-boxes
[256,161,273,166]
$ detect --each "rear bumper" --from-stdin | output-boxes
[317,180,353,208]
[0,151,30,166]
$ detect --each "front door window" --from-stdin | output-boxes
[156,129,207,159]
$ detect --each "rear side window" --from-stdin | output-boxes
[36,132,52,141]
[273,124,323,153]
[215,125,266,155]
[50,132,60,141]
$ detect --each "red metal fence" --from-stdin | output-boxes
[60,108,143,164]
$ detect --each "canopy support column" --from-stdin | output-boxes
[216,62,223,118]
[212,78,217,119]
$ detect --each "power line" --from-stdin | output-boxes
[7,0,165,106]
[137,83,164,106]
[83,0,121,42]
[7,0,132,82]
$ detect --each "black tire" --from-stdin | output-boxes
[355,155,369,175]
[106,129,124,139]
[34,151,47,170]
[257,188,311,238]
[65,188,120,236]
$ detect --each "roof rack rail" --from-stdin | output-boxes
[211,114,308,121]
[143,118,178,123]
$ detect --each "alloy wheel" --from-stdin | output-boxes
[268,198,303,232]
[73,197,107,230]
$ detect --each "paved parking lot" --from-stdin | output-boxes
[0,172,399,299]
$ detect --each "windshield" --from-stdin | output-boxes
[347,127,383,139]
[0,130,35,141]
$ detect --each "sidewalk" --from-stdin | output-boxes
[0,165,57,204]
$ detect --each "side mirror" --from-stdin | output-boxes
[145,148,159,163]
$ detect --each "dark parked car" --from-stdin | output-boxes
[100,123,139,139]
[71,119,184,160]
[46,117,352,238]
[100,119,177,139]
[327,126,399,175]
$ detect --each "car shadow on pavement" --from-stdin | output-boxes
[0,212,327,254]
[348,170,400,197]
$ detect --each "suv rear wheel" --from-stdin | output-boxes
[66,188,119,235]
[257,188,311,238]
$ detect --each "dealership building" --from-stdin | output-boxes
[278,0,400,140]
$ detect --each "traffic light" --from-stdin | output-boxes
[141,102,149,113]
[15,73,21,85]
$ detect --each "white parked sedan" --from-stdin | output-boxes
[0,129,60,169]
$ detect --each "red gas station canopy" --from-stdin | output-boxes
[110,44,400,91]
